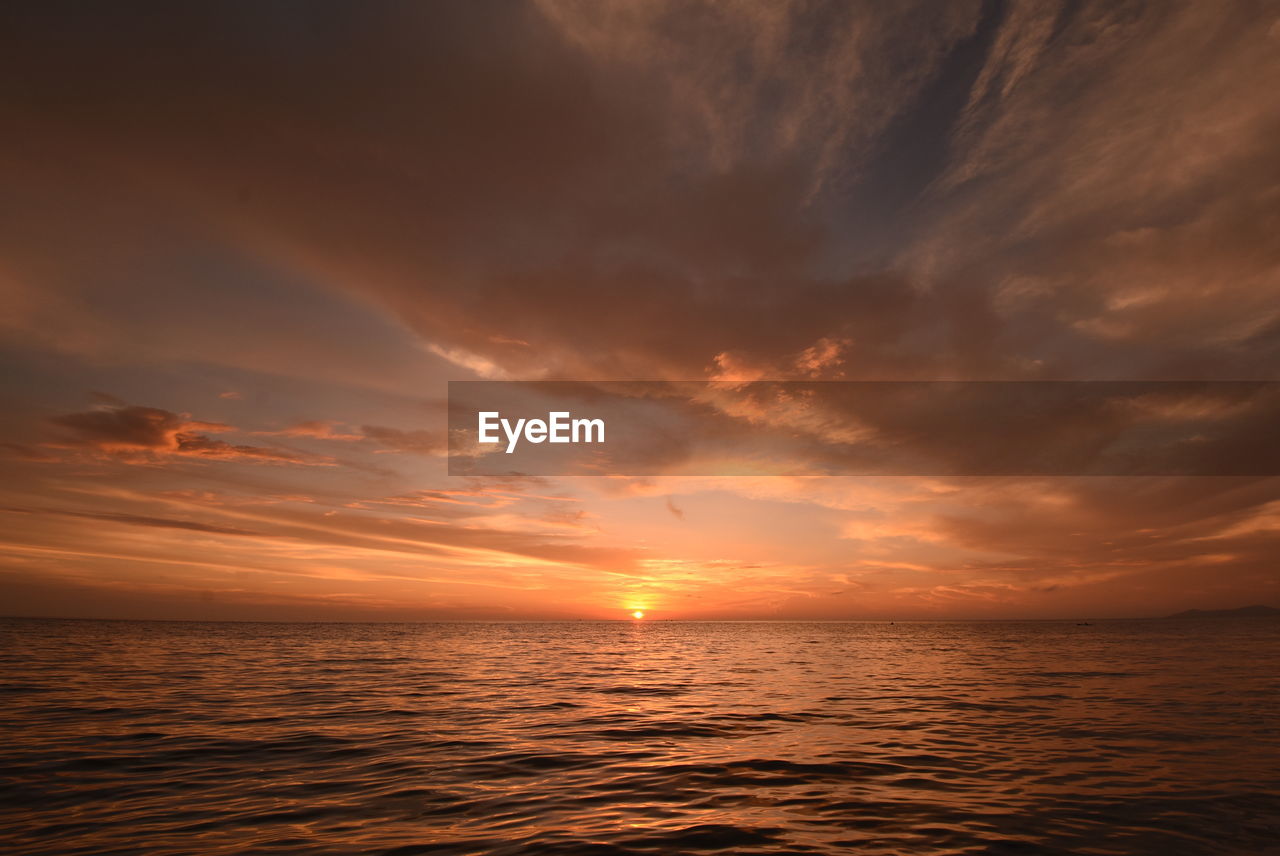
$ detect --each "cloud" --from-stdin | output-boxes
[50,404,230,451]
[360,425,447,456]
[0,442,61,463]
[535,0,983,192]
[171,433,326,463]
[0,505,261,537]
[256,420,364,441]
[424,343,513,380]
[47,403,330,464]
[2,1,1275,390]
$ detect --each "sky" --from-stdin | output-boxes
[1,0,1278,621]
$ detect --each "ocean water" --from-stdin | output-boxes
[2,619,1278,855]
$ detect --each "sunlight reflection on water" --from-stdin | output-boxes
[2,618,1278,855]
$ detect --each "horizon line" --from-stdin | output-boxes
[4,610,1275,625]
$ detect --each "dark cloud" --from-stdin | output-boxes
[665,497,685,520]
[48,403,328,463]
[0,506,261,537]
[50,405,228,450]
[3,2,1275,385]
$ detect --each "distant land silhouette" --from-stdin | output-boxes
[1164,605,1280,619]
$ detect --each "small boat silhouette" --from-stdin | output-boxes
[1076,621,1093,626]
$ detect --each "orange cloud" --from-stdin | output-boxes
[360,425,447,456]
[256,420,364,441]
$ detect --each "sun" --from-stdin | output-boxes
[631,610,645,619]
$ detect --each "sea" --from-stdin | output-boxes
[2,618,1278,855]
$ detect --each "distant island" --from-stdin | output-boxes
[1164,605,1280,619]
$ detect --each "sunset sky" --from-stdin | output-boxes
[2,1,1278,620]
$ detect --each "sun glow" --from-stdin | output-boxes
[632,610,645,619]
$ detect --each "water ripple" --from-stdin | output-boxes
[2,618,1278,855]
